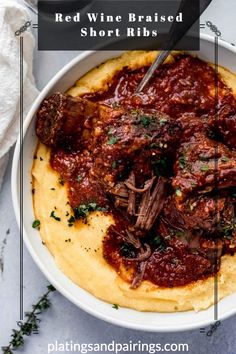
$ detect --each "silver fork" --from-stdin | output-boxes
[136,0,213,93]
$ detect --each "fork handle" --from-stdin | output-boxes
[136,51,169,93]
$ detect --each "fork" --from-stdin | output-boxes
[136,0,213,92]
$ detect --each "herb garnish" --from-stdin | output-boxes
[77,175,82,183]
[112,304,119,310]
[139,115,151,127]
[221,156,229,163]
[50,211,61,221]
[172,230,185,237]
[107,135,118,145]
[111,161,117,169]
[74,202,98,220]
[2,285,56,354]
[200,165,209,172]
[58,177,65,186]
[179,154,186,169]
[32,220,40,229]
[152,236,162,247]
[120,243,134,257]
[151,158,167,177]
[175,189,182,197]
[160,118,168,126]
[222,225,235,238]
[67,215,75,227]
[97,206,108,212]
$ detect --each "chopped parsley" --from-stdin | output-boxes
[107,135,118,145]
[208,130,217,140]
[172,230,185,237]
[159,118,168,126]
[50,211,61,221]
[112,304,119,310]
[139,115,151,127]
[32,219,40,229]
[74,202,98,220]
[200,165,209,172]
[179,154,186,169]
[151,234,166,251]
[221,156,229,163]
[77,175,82,183]
[175,189,182,197]
[97,206,108,212]
[120,243,134,258]
[222,225,235,238]
[151,158,167,177]
[67,215,75,227]
[111,161,117,169]
[152,236,162,247]
[58,177,65,186]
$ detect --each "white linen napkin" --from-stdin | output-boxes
[0,0,39,188]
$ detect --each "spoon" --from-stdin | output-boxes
[136,0,213,93]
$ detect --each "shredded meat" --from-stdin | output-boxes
[125,172,136,216]
[131,261,147,289]
[126,243,152,262]
[135,177,168,231]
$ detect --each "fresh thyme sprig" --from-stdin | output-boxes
[2,285,56,354]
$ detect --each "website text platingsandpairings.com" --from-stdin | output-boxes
[47,340,189,353]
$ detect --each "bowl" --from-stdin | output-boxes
[11,34,236,332]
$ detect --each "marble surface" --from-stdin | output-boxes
[1,0,236,353]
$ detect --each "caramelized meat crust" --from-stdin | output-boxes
[172,132,236,203]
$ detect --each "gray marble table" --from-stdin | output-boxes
[1,0,236,353]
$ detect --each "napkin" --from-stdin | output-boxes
[0,0,39,189]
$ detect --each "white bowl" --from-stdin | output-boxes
[11,34,236,332]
